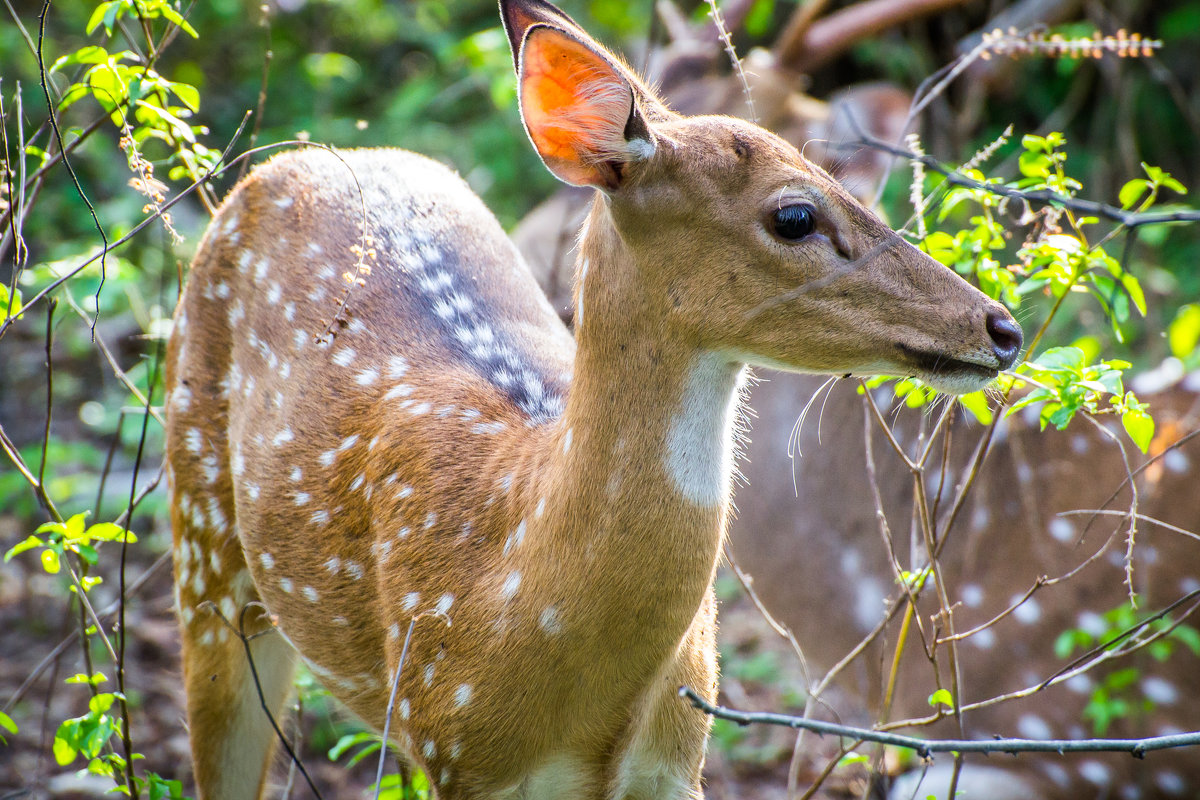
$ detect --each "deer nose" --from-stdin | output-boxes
[986,309,1022,369]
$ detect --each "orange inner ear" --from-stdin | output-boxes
[520,27,632,187]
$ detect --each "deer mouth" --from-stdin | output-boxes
[896,343,999,384]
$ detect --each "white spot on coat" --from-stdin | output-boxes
[501,571,521,601]
[539,606,562,635]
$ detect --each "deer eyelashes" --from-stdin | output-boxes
[770,203,817,241]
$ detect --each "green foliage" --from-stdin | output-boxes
[327,728,430,798]
[54,690,121,767]
[5,0,1200,794]
[0,711,17,745]
[0,284,23,324]
[1006,346,1154,451]
[87,0,198,39]
[6,511,136,577]
[1168,303,1200,367]
[1055,605,1200,735]
[874,130,1195,454]
[371,771,431,800]
[50,3,217,188]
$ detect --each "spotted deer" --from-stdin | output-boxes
[163,1,1022,797]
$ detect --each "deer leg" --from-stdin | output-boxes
[173,483,297,800]
[610,588,718,800]
[181,594,296,800]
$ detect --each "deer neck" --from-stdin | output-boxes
[526,198,745,653]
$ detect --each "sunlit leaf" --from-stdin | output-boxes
[1168,304,1200,360]
[928,688,954,709]
[1121,407,1154,453]
[41,549,61,574]
[956,390,994,425]
[4,535,44,561]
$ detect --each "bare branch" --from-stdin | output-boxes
[680,686,1200,758]
[852,130,1200,228]
[777,0,969,74]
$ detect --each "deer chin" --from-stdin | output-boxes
[894,343,1002,395]
[914,367,998,396]
[726,349,998,396]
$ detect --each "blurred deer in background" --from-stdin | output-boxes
[730,373,1200,800]
[163,0,1022,798]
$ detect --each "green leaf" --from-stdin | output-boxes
[1162,175,1187,195]
[1045,404,1076,430]
[836,752,870,768]
[168,80,200,111]
[1121,407,1155,453]
[158,4,199,37]
[1120,273,1146,317]
[87,522,136,543]
[0,283,24,323]
[76,544,99,565]
[36,520,67,536]
[52,45,111,71]
[4,534,44,561]
[64,511,89,541]
[928,688,954,709]
[1168,304,1200,360]
[1032,346,1085,372]
[85,2,113,34]
[0,710,16,744]
[88,693,116,714]
[1118,178,1150,209]
[53,734,78,765]
[328,731,378,761]
[66,672,108,685]
[41,549,61,574]
[1018,150,1049,179]
[957,390,994,425]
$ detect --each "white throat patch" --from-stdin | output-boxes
[664,354,746,507]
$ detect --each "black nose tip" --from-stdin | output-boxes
[986,309,1023,369]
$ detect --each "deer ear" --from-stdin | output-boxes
[500,0,586,57]
[516,24,655,190]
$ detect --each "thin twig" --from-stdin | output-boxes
[36,0,110,340]
[680,686,1200,757]
[212,603,326,800]
[855,130,1200,228]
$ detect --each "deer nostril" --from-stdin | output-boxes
[986,309,1023,369]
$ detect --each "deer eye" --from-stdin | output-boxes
[771,204,816,241]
